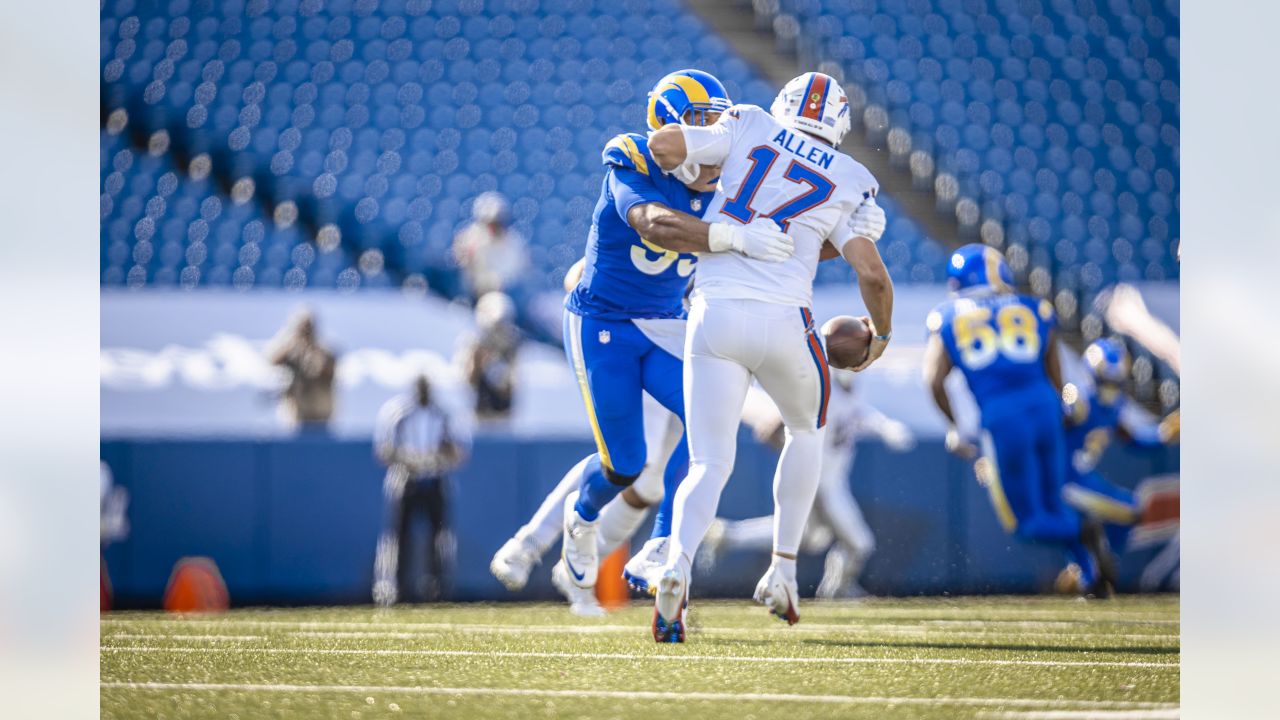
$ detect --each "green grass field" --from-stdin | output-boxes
[101,595,1179,719]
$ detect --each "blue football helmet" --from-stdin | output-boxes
[1084,338,1130,385]
[947,243,1014,293]
[646,69,733,130]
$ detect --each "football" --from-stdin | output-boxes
[821,315,872,369]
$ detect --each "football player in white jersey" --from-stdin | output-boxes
[645,72,895,641]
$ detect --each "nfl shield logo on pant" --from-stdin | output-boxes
[598,330,611,344]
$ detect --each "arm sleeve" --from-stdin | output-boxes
[680,115,736,166]
[827,179,884,249]
[609,168,669,222]
[826,209,858,254]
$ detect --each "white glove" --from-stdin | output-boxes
[848,196,886,243]
[944,425,979,460]
[671,156,701,184]
[882,421,916,452]
[708,217,794,262]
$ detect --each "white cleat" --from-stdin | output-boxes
[372,580,397,608]
[623,536,669,595]
[561,491,599,588]
[695,518,727,573]
[551,560,606,618]
[490,535,541,592]
[753,565,801,625]
[652,566,688,643]
[815,545,870,600]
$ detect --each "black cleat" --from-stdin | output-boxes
[1080,520,1118,599]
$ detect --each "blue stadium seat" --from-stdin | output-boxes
[103,0,946,295]
[767,0,1179,304]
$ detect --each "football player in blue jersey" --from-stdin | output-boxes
[1055,338,1179,590]
[556,70,796,590]
[923,243,1117,597]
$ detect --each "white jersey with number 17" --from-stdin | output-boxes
[681,104,878,307]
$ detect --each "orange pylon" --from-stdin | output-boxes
[595,544,630,610]
[163,556,230,613]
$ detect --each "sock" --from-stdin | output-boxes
[517,455,591,554]
[668,458,733,578]
[573,454,622,522]
[772,554,797,583]
[649,435,689,539]
[595,497,649,555]
[771,427,824,557]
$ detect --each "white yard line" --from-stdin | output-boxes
[99,645,1179,669]
[165,622,1172,638]
[100,681,1177,711]
[278,626,1175,643]
[100,618,1181,639]
[107,633,263,642]
[979,711,1180,719]
[917,619,1176,630]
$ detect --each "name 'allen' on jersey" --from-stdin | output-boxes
[770,126,836,171]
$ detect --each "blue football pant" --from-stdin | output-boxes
[980,394,1097,585]
[563,311,685,520]
[649,434,689,540]
[1064,470,1138,553]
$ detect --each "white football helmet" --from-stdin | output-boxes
[770,72,851,147]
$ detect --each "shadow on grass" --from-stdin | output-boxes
[715,637,1180,657]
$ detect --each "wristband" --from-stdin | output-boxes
[707,222,733,253]
[873,331,892,342]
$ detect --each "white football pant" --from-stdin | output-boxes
[670,297,827,576]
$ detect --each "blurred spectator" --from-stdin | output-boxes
[267,308,337,432]
[101,461,129,611]
[100,462,129,545]
[459,291,522,422]
[372,375,469,605]
[451,192,529,301]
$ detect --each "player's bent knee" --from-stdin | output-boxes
[628,473,664,506]
[687,458,735,489]
[783,426,824,448]
[621,485,658,508]
[604,465,642,487]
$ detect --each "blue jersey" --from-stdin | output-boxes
[1065,386,1124,477]
[929,291,1058,418]
[1064,384,1163,477]
[565,133,714,321]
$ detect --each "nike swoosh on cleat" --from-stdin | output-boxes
[563,555,586,582]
